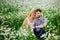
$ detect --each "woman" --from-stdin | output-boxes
[22,9,36,33]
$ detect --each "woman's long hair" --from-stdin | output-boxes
[22,8,36,29]
[27,8,36,17]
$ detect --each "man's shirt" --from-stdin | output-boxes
[34,17,48,27]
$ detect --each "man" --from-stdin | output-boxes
[33,9,48,40]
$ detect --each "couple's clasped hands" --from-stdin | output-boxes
[30,23,43,33]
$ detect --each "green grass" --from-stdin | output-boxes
[0,1,60,40]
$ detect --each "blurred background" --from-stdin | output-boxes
[0,0,60,40]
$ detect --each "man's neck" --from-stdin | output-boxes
[37,16,42,19]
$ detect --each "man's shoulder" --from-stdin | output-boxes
[41,17,47,19]
[43,17,47,20]
[42,17,48,22]
[34,17,47,21]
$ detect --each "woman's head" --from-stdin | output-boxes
[28,9,36,18]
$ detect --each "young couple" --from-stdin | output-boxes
[22,9,47,40]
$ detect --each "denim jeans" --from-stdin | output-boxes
[33,28,45,40]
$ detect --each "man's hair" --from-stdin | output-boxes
[36,9,42,12]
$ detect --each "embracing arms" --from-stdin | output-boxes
[22,18,34,32]
[35,18,48,28]
[36,22,47,28]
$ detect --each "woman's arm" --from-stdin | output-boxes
[22,18,27,29]
[30,23,35,33]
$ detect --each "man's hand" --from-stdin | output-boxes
[36,23,47,28]
[36,25,43,28]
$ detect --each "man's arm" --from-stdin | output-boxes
[36,18,48,28]
[36,22,47,28]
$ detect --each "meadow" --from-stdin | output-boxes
[0,0,60,40]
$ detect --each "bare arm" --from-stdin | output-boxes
[22,18,34,32]
[30,23,35,33]
[22,18,27,29]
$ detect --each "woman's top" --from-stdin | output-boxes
[26,18,34,28]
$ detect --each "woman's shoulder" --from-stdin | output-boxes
[24,17,28,21]
[23,17,29,24]
[25,17,29,20]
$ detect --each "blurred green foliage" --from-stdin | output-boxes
[0,0,60,40]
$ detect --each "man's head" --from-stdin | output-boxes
[36,9,42,18]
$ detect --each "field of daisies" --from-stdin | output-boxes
[0,0,60,40]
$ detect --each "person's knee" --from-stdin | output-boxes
[33,28,40,35]
[40,28,45,33]
[39,28,45,36]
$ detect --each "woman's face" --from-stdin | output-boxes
[31,12,36,18]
